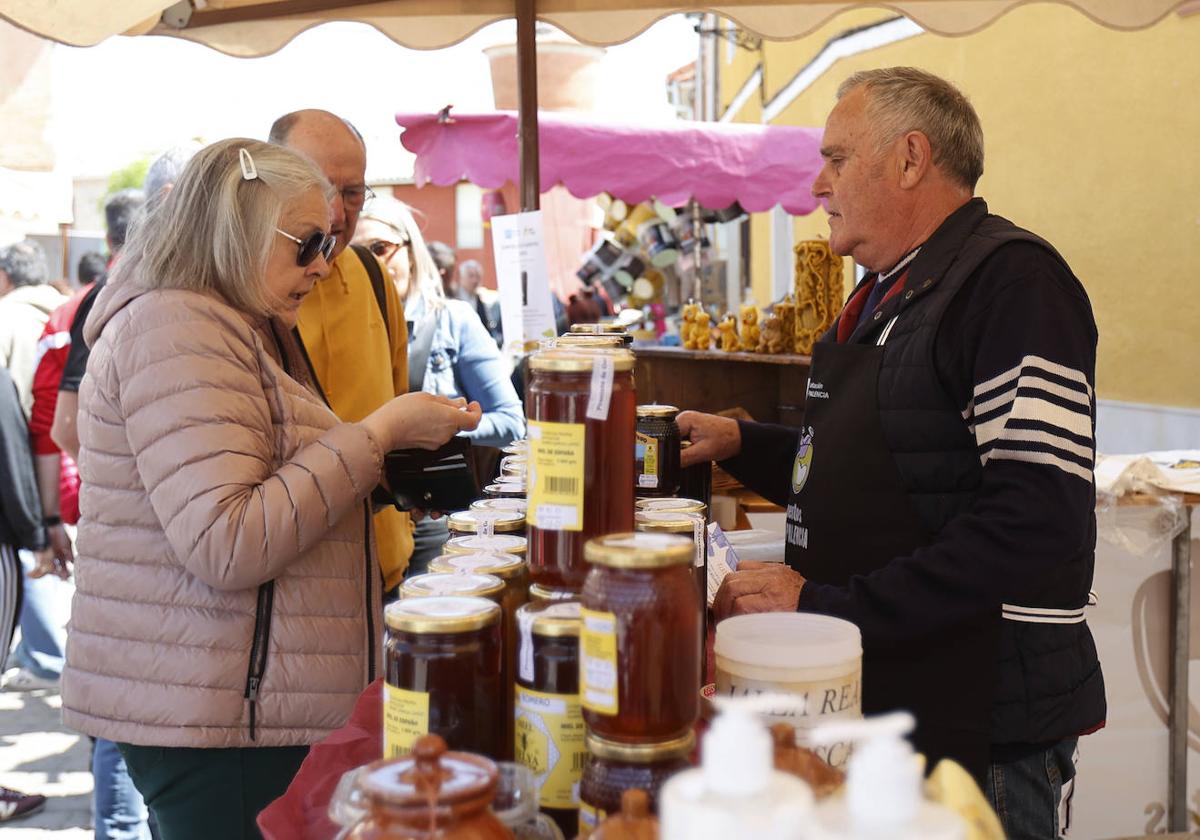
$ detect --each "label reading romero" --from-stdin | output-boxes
[383,683,430,758]
[515,686,587,809]
[528,420,585,532]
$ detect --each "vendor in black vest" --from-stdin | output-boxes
[681,67,1104,840]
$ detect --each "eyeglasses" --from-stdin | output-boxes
[367,239,407,259]
[339,184,375,211]
[276,228,336,267]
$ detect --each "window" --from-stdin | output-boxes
[455,182,484,249]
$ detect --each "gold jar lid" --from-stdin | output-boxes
[428,552,527,581]
[384,595,500,634]
[502,440,529,456]
[635,510,704,534]
[528,348,635,373]
[636,404,680,419]
[400,572,505,601]
[635,497,707,515]
[483,483,526,499]
[447,510,525,534]
[529,583,580,603]
[569,323,627,335]
[586,730,696,763]
[517,600,582,637]
[584,532,693,569]
[445,534,528,556]
[470,497,528,516]
[555,334,627,348]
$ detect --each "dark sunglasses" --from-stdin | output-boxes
[367,239,408,259]
[276,227,336,267]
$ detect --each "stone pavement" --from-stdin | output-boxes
[0,685,91,838]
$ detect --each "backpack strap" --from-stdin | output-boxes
[352,244,390,336]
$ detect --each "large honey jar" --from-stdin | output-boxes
[514,600,586,838]
[526,348,636,591]
[444,534,527,557]
[579,533,700,743]
[634,405,681,498]
[578,732,694,838]
[447,509,526,539]
[383,597,503,760]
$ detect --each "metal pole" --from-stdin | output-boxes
[1168,507,1192,831]
[516,0,540,212]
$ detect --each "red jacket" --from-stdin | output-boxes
[29,282,94,524]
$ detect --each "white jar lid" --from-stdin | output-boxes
[715,613,861,670]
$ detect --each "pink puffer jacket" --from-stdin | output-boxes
[61,282,385,748]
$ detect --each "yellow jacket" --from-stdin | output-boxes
[298,246,411,590]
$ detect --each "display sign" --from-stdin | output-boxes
[491,210,558,357]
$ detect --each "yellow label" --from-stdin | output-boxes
[514,686,587,809]
[528,420,586,532]
[383,683,429,758]
[578,802,605,838]
[636,432,659,488]
[580,608,619,715]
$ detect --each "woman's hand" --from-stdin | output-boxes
[363,392,482,452]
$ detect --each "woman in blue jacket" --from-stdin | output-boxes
[354,197,524,578]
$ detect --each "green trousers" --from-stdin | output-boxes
[117,743,309,840]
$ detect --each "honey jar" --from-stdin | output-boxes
[526,349,636,591]
[556,333,630,349]
[514,601,586,837]
[529,583,583,604]
[634,498,706,517]
[579,533,701,743]
[484,482,527,500]
[400,572,505,603]
[445,534,527,557]
[471,497,529,517]
[447,509,526,539]
[383,597,503,759]
[634,405,681,498]
[578,732,694,838]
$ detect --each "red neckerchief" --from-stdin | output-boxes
[836,269,909,343]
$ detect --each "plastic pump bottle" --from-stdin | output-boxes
[659,693,814,840]
[806,712,967,840]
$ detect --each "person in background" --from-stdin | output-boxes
[355,198,525,578]
[454,258,502,345]
[77,252,107,288]
[60,138,480,839]
[427,239,458,298]
[270,109,415,593]
[0,241,64,414]
[0,366,49,823]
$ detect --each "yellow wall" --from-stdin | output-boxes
[718,6,1200,409]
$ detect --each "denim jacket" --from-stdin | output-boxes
[408,297,525,448]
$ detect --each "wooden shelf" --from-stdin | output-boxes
[633,344,812,367]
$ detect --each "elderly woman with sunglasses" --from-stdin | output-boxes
[353,197,525,577]
[59,139,481,839]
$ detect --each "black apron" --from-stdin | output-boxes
[785,338,996,781]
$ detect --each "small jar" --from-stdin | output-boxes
[485,482,527,500]
[471,497,529,517]
[445,534,528,557]
[580,533,701,743]
[634,498,707,517]
[568,323,633,347]
[526,349,636,591]
[634,510,706,582]
[578,732,694,838]
[514,601,586,838]
[448,509,527,539]
[634,405,681,498]
[383,597,503,760]
[400,572,505,603]
[529,583,582,604]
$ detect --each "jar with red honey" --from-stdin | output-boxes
[579,533,700,742]
[383,597,503,760]
[526,348,636,591]
[577,732,694,838]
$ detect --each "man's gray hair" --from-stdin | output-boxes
[0,240,49,288]
[838,67,984,190]
[144,143,202,212]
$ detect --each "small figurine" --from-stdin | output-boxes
[758,313,785,354]
[692,311,712,350]
[774,297,797,354]
[739,304,761,352]
[718,314,740,352]
[680,302,700,348]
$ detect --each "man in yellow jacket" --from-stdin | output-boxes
[270,109,412,592]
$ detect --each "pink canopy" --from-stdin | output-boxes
[396,111,826,216]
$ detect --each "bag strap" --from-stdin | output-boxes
[407,308,439,394]
[352,244,390,336]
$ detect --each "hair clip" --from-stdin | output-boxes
[239,148,258,181]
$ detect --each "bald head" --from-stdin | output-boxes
[270,109,368,259]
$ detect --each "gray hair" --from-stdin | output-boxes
[111,138,334,317]
[837,67,984,190]
[144,143,202,212]
[358,196,445,312]
[0,240,49,288]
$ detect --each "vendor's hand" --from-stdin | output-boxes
[678,411,741,467]
[363,393,482,452]
[713,561,805,621]
[29,525,74,580]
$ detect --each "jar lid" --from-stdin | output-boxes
[483,482,526,499]
[714,612,862,670]
[517,600,581,637]
[555,334,628,348]
[447,509,525,534]
[470,497,528,515]
[529,583,580,602]
[502,440,529,455]
[635,497,707,515]
[384,595,500,633]
[400,572,505,601]
[636,404,680,419]
[359,734,498,811]
[444,534,527,556]
[634,510,704,534]
[569,322,627,335]
[494,474,527,485]
[528,348,635,373]
[586,730,696,763]
[428,552,526,581]
[584,532,693,569]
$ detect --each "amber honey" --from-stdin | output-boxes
[577,731,694,838]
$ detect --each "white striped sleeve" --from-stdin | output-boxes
[963,354,1095,482]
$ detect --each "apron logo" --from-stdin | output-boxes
[791,426,815,494]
